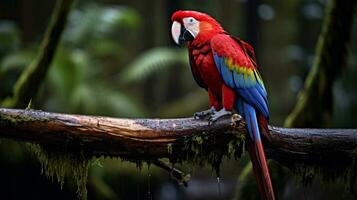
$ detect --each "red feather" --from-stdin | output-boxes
[248,113,275,200]
[247,139,275,200]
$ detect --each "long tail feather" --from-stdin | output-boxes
[242,102,275,200]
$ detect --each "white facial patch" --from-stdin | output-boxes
[183,17,199,38]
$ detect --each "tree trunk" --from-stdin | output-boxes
[285,0,357,128]
[2,0,74,108]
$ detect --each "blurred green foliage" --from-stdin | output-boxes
[120,47,187,84]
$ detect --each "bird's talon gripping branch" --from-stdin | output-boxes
[208,108,232,125]
[231,114,242,127]
[194,107,216,119]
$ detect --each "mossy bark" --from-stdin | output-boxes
[2,108,357,198]
[1,108,357,172]
[0,1,82,199]
[0,108,245,163]
[284,0,357,128]
[0,108,245,199]
[1,0,74,108]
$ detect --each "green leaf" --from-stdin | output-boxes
[1,49,36,72]
[120,47,188,83]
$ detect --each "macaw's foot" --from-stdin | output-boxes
[208,108,232,125]
[194,107,216,119]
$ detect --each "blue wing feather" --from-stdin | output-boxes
[245,103,261,141]
[233,71,245,89]
[213,53,269,119]
[213,54,222,75]
[245,87,268,117]
[220,58,235,88]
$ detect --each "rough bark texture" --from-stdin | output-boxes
[0,108,244,159]
[1,0,73,108]
[284,0,357,128]
[1,108,356,167]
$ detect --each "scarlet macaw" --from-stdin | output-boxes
[171,10,275,200]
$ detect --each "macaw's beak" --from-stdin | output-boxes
[171,21,194,45]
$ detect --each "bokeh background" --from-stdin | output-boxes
[0,0,356,199]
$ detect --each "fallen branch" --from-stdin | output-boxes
[0,108,356,167]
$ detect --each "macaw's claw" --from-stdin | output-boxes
[194,107,216,119]
[208,108,232,125]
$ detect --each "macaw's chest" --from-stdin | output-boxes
[190,43,223,95]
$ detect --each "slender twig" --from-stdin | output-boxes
[152,159,190,187]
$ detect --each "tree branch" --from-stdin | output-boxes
[1,108,356,168]
[0,108,244,158]
[2,0,74,108]
[284,0,357,128]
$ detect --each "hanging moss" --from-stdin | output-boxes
[167,143,173,154]
[168,132,244,176]
[287,150,357,196]
[27,144,91,200]
[346,152,357,195]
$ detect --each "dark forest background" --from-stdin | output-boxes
[0,0,356,199]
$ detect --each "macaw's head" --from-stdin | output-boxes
[171,10,224,45]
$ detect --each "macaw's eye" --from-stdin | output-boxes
[185,17,196,24]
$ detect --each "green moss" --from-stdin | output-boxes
[228,136,245,159]
[167,143,173,154]
[2,114,245,199]
[27,144,91,200]
[134,159,144,170]
[289,151,357,196]
[0,112,40,124]
[192,135,203,145]
[172,133,244,176]
[345,150,357,195]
